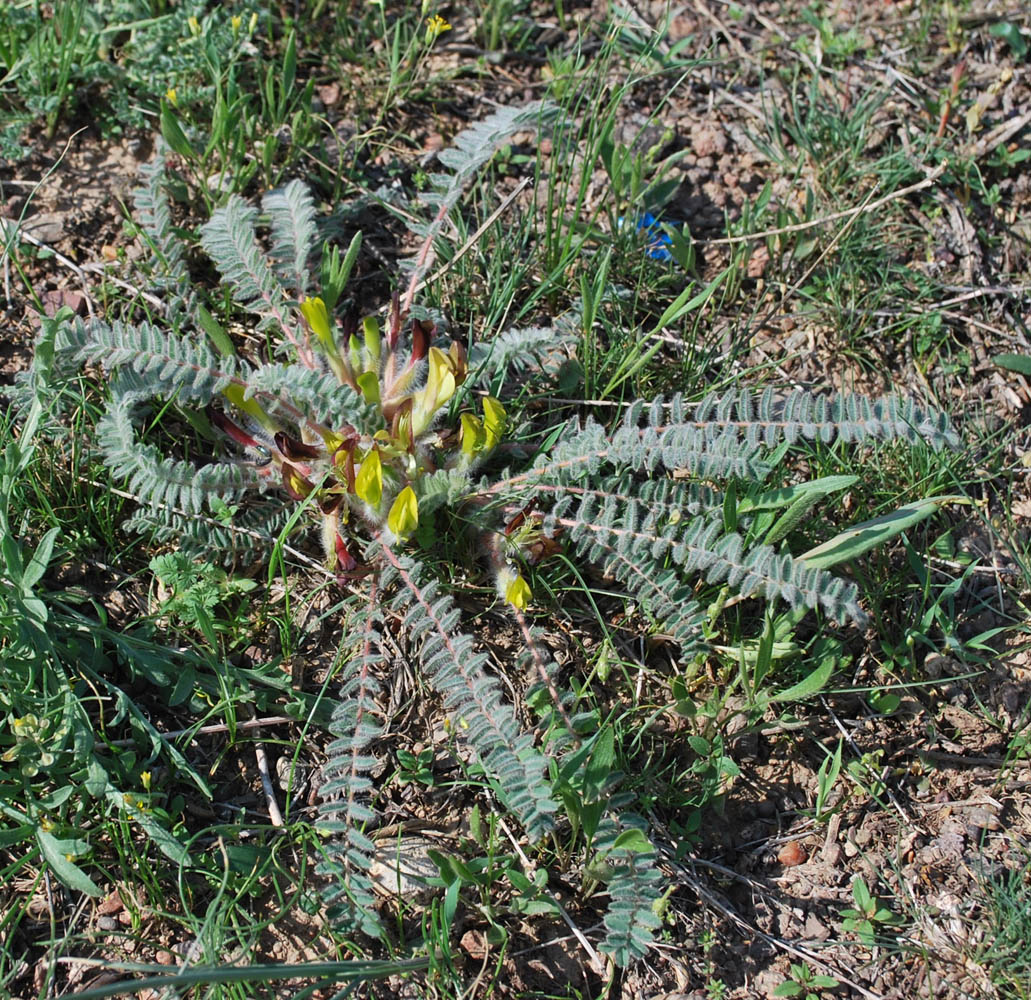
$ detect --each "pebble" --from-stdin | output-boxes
[822,844,843,866]
[777,841,808,867]
[24,212,66,243]
[97,915,118,932]
[97,893,123,916]
[803,913,830,942]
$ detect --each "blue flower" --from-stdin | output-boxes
[619,212,674,261]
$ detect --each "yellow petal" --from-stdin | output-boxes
[460,412,485,457]
[355,448,383,508]
[427,346,457,408]
[411,347,457,437]
[300,297,333,347]
[504,573,532,611]
[387,486,419,540]
[482,396,505,450]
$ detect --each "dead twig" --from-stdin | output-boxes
[494,815,607,976]
[254,741,285,827]
[109,715,297,748]
[695,163,947,247]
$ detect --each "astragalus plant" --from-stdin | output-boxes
[28,102,957,964]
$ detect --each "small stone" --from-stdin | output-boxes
[746,246,770,278]
[843,838,859,858]
[315,82,340,107]
[97,893,123,916]
[803,913,830,941]
[154,950,175,966]
[822,844,842,866]
[777,841,807,867]
[690,123,727,157]
[40,288,87,318]
[101,244,118,261]
[24,212,66,243]
[97,915,118,932]
[965,806,1000,831]
[460,930,487,960]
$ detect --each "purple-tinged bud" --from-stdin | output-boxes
[210,407,262,449]
[274,431,322,461]
[387,290,402,350]
[410,318,434,363]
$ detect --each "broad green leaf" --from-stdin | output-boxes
[0,823,33,847]
[772,656,835,702]
[989,22,1028,57]
[994,353,1031,376]
[800,496,966,569]
[583,726,615,801]
[159,104,196,160]
[740,475,859,514]
[22,526,59,591]
[611,829,653,854]
[197,304,236,358]
[37,829,102,896]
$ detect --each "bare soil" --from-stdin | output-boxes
[2,1,1030,998]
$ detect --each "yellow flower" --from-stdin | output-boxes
[411,347,457,437]
[231,15,242,33]
[300,296,332,346]
[11,715,34,737]
[355,448,383,508]
[425,14,451,44]
[460,412,485,457]
[165,87,178,107]
[188,15,201,35]
[481,396,505,450]
[505,573,531,610]
[387,486,419,540]
[141,771,152,791]
[497,565,531,610]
